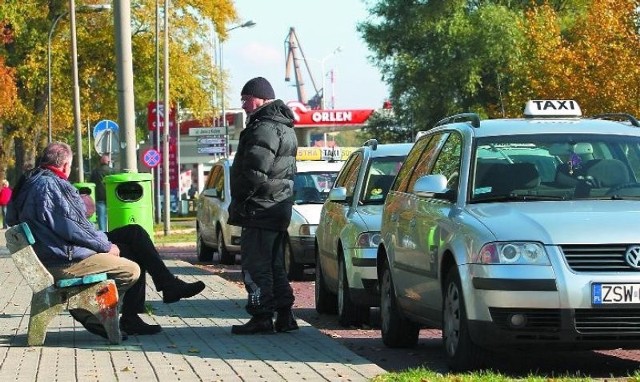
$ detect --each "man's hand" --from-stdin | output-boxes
[108,244,121,257]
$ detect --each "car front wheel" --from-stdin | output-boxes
[197,227,214,262]
[338,254,369,326]
[315,244,337,314]
[217,229,235,265]
[442,266,484,371]
[380,258,419,347]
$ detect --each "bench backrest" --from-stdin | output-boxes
[5,223,55,293]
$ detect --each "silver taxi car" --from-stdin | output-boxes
[196,158,240,265]
[315,140,413,326]
[378,100,640,370]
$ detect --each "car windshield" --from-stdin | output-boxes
[361,156,406,204]
[293,171,339,204]
[470,133,640,203]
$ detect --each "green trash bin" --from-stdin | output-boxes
[104,173,154,241]
[74,182,97,224]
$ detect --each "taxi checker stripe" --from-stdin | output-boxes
[625,246,640,268]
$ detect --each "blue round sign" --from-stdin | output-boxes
[142,148,161,168]
[93,119,119,139]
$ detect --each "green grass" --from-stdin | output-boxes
[372,368,640,382]
[153,231,196,244]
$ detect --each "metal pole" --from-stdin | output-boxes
[220,39,227,157]
[154,0,161,224]
[69,0,84,181]
[47,13,66,144]
[114,0,137,173]
[163,0,170,234]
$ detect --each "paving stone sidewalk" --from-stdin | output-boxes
[0,231,385,381]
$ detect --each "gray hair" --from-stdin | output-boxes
[40,142,72,168]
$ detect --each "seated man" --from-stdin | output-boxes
[6,142,205,338]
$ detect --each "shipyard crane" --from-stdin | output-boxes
[284,27,323,109]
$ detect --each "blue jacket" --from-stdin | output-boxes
[6,167,111,266]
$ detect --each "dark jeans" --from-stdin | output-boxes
[106,224,175,315]
[240,227,295,318]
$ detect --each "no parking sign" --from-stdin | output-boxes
[142,148,161,168]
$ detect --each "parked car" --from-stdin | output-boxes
[377,99,640,370]
[196,157,343,271]
[285,160,344,280]
[195,158,240,265]
[315,139,413,326]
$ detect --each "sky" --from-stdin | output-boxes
[222,0,389,110]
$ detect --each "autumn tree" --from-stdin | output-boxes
[0,0,237,182]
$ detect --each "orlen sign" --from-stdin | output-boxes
[287,101,374,127]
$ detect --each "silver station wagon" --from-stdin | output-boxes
[377,100,640,370]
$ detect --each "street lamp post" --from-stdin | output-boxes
[320,46,341,110]
[219,20,256,157]
[47,2,111,154]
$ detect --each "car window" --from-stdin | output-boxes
[471,133,640,202]
[430,132,463,192]
[294,171,339,204]
[406,133,448,192]
[205,165,222,190]
[393,136,433,192]
[361,156,407,204]
[214,167,225,200]
[335,153,363,200]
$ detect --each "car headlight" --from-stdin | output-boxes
[356,232,381,248]
[474,242,549,265]
[299,224,317,236]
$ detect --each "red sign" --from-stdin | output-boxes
[286,101,374,127]
[141,148,161,168]
[147,101,176,132]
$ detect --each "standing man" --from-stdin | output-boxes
[90,154,113,231]
[7,142,206,338]
[228,77,299,334]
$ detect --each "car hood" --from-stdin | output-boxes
[292,204,323,224]
[466,201,640,244]
[354,204,384,232]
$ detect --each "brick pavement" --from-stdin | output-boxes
[0,230,385,381]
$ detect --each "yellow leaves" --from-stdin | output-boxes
[0,56,17,119]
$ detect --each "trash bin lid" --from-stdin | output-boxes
[104,172,153,184]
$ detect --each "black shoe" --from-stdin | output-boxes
[275,310,299,333]
[120,314,162,335]
[162,277,205,303]
[231,316,274,335]
[70,309,128,341]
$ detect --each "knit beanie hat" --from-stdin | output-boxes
[241,77,275,100]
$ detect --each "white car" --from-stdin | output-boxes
[285,160,344,280]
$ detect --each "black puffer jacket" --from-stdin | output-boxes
[228,99,297,231]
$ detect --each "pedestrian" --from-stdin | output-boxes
[0,179,12,229]
[228,76,299,334]
[6,142,205,339]
[90,154,113,231]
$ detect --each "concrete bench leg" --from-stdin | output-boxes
[28,290,64,346]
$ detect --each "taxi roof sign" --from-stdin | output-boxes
[524,100,582,118]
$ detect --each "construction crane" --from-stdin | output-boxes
[284,27,323,109]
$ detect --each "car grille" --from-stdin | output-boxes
[575,309,640,335]
[561,244,640,272]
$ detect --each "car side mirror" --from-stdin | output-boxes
[413,175,449,198]
[328,187,347,202]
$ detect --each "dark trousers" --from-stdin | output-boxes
[106,224,174,316]
[240,227,295,318]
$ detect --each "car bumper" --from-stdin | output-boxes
[460,251,640,349]
[289,236,316,265]
[227,225,242,253]
[347,247,379,307]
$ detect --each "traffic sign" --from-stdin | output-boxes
[142,148,161,168]
[93,119,119,139]
[197,146,226,154]
[189,127,225,136]
[197,137,226,145]
[94,129,120,155]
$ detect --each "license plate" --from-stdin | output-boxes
[592,283,640,305]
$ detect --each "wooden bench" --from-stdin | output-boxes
[4,222,121,345]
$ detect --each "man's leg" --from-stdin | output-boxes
[106,224,205,304]
[232,227,277,335]
[270,231,298,332]
[96,201,107,231]
[49,253,140,339]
